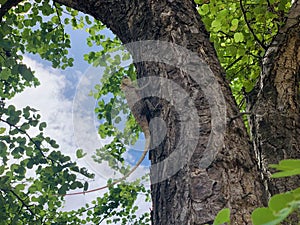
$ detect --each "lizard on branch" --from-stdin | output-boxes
[63,76,151,196]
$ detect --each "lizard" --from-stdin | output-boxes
[63,76,151,196]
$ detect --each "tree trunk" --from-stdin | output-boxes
[248,0,300,197]
[54,0,267,224]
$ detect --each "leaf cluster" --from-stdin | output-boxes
[0,102,94,224]
[211,159,300,225]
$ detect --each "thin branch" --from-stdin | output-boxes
[0,118,55,164]
[225,55,243,71]
[53,2,65,42]
[218,30,233,38]
[239,0,267,50]
[9,189,35,216]
[228,112,252,124]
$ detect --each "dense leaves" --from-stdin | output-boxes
[196,0,292,107]
[0,101,94,223]
[1,0,150,224]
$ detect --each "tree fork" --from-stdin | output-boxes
[53,0,266,224]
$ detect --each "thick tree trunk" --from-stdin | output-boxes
[54,0,266,224]
[248,0,300,197]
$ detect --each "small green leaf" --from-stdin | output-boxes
[0,166,4,175]
[252,208,282,225]
[234,32,244,43]
[0,127,6,134]
[39,122,47,131]
[198,4,210,16]
[269,193,293,213]
[76,149,87,159]
[212,19,222,32]
[18,65,34,82]
[230,19,239,31]
[58,184,68,195]
[0,68,10,80]
[213,208,230,225]
[84,181,88,191]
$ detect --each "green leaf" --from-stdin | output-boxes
[270,159,300,178]
[84,181,89,191]
[268,193,293,213]
[211,19,222,32]
[0,165,4,175]
[58,184,68,195]
[0,68,10,80]
[234,32,244,43]
[0,141,7,158]
[39,122,47,131]
[230,19,239,31]
[213,208,230,225]
[270,159,300,170]
[271,170,300,178]
[251,208,283,225]
[0,127,6,134]
[18,65,34,82]
[76,149,87,159]
[199,4,210,16]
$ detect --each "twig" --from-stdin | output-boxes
[240,0,267,50]
[225,55,243,71]
[53,2,65,42]
[9,189,35,216]
[0,118,55,164]
[229,112,252,124]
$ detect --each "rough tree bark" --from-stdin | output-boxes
[2,0,300,224]
[248,0,300,202]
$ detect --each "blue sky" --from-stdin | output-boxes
[9,13,150,222]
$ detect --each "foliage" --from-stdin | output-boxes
[1,0,150,224]
[213,159,300,225]
[251,159,300,225]
[252,188,300,225]
[270,159,300,178]
[196,0,292,108]
[0,102,94,223]
[83,181,151,225]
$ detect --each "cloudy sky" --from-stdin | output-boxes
[8,22,150,223]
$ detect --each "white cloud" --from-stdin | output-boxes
[9,56,76,152]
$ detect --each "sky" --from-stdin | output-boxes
[8,19,150,223]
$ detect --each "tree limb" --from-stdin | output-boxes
[239,0,267,50]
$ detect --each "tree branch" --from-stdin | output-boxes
[0,118,55,164]
[225,55,243,71]
[9,189,35,216]
[239,0,267,50]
